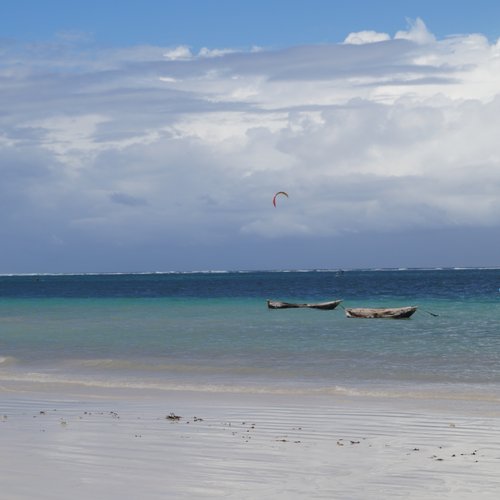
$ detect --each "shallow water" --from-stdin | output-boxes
[1,269,500,398]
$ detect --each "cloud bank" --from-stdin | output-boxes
[2,18,500,270]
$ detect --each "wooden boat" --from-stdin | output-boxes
[344,306,418,319]
[267,299,342,310]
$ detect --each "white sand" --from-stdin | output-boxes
[1,385,500,499]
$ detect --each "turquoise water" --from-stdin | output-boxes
[1,270,500,398]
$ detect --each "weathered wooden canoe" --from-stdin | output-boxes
[345,306,418,319]
[267,299,343,310]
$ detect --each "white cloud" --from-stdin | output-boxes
[344,18,434,46]
[2,18,500,270]
[163,45,193,60]
[27,114,110,166]
[395,17,436,44]
[159,76,177,83]
[198,47,237,58]
[343,31,390,45]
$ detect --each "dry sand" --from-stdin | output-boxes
[1,384,500,499]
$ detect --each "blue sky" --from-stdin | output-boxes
[5,1,500,48]
[2,1,500,272]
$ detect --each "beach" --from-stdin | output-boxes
[2,382,500,499]
[1,270,500,498]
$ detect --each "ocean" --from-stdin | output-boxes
[1,269,500,400]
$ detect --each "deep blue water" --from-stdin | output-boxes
[1,269,500,398]
[1,268,499,300]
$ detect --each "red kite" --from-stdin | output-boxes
[273,191,289,207]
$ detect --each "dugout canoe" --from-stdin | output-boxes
[267,299,343,310]
[344,306,418,319]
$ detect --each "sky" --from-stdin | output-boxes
[2,1,500,272]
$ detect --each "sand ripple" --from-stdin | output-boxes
[1,393,500,499]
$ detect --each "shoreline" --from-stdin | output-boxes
[2,372,500,408]
[1,385,500,499]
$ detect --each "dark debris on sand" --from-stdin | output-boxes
[166,412,182,421]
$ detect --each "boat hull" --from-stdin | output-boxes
[267,300,342,310]
[345,306,417,319]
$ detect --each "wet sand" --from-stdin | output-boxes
[1,385,500,499]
